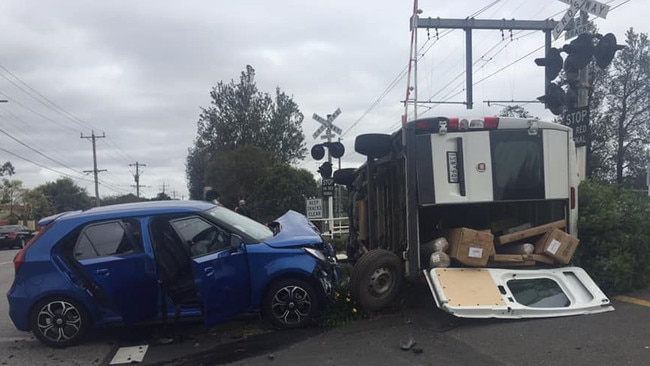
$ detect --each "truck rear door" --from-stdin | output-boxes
[424,267,614,319]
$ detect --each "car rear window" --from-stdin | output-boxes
[74,219,142,260]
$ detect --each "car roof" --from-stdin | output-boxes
[0,225,24,232]
[38,200,215,227]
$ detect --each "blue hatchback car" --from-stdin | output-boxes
[7,200,339,347]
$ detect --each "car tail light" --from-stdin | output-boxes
[570,186,576,210]
[14,224,51,274]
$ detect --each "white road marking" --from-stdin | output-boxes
[0,261,13,265]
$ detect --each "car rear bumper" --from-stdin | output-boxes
[7,285,31,331]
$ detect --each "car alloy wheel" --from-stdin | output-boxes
[264,279,318,328]
[30,298,90,348]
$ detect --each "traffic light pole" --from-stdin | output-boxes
[326,125,334,236]
[577,10,589,181]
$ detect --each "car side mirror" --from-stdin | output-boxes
[230,234,243,250]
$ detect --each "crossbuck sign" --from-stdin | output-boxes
[312,108,342,139]
[553,0,610,39]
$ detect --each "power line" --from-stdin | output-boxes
[0,63,98,132]
[0,145,94,184]
[340,1,502,139]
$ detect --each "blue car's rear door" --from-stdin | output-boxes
[74,218,159,323]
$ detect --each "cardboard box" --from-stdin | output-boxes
[447,228,494,267]
[487,260,536,267]
[534,228,580,264]
[496,220,566,245]
[522,254,556,265]
[489,254,525,262]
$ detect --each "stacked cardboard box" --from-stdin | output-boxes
[446,228,494,267]
[439,219,579,268]
[490,219,579,266]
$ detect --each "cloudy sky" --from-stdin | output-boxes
[0,0,642,200]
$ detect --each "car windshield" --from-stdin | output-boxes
[205,206,273,242]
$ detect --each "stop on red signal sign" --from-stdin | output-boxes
[564,106,589,147]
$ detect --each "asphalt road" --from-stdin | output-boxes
[1,247,648,366]
[163,281,650,366]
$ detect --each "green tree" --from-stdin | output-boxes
[588,29,650,187]
[497,105,535,118]
[0,162,14,177]
[101,193,147,206]
[34,178,93,215]
[153,192,173,201]
[21,189,51,221]
[574,180,650,292]
[205,145,273,208]
[253,164,318,223]
[186,146,208,200]
[187,65,307,199]
[1,179,24,216]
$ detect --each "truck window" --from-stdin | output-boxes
[491,131,544,200]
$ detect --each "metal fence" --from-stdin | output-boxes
[310,217,349,238]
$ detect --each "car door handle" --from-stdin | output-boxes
[95,268,110,277]
[204,267,214,277]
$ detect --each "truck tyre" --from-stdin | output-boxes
[355,134,392,159]
[350,249,404,311]
[333,168,356,186]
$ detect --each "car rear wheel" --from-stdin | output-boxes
[30,297,90,348]
[350,249,404,312]
[263,279,319,329]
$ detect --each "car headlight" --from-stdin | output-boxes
[303,247,327,262]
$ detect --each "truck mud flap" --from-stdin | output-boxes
[423,267,614,319]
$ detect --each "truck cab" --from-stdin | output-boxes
[339,116,612,318]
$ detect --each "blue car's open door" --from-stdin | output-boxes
[191,238,251,327]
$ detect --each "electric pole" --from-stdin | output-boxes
[81,130,106,207]
[129,162,146,198]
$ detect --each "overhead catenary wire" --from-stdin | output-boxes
[340,0,502,139]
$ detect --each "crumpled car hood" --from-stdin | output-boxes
[264,210,324,248]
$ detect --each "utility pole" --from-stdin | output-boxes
[81,130,106,207]
[129,162,146,198]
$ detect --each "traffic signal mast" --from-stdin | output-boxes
[536,32,624,115]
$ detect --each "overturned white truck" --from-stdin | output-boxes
[335,116,614,319]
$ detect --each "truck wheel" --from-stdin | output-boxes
[262,279,319,329]
[350,249,404,311]
[30,297,91,348]
[333,168,356,186]
[355,134,392,159]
